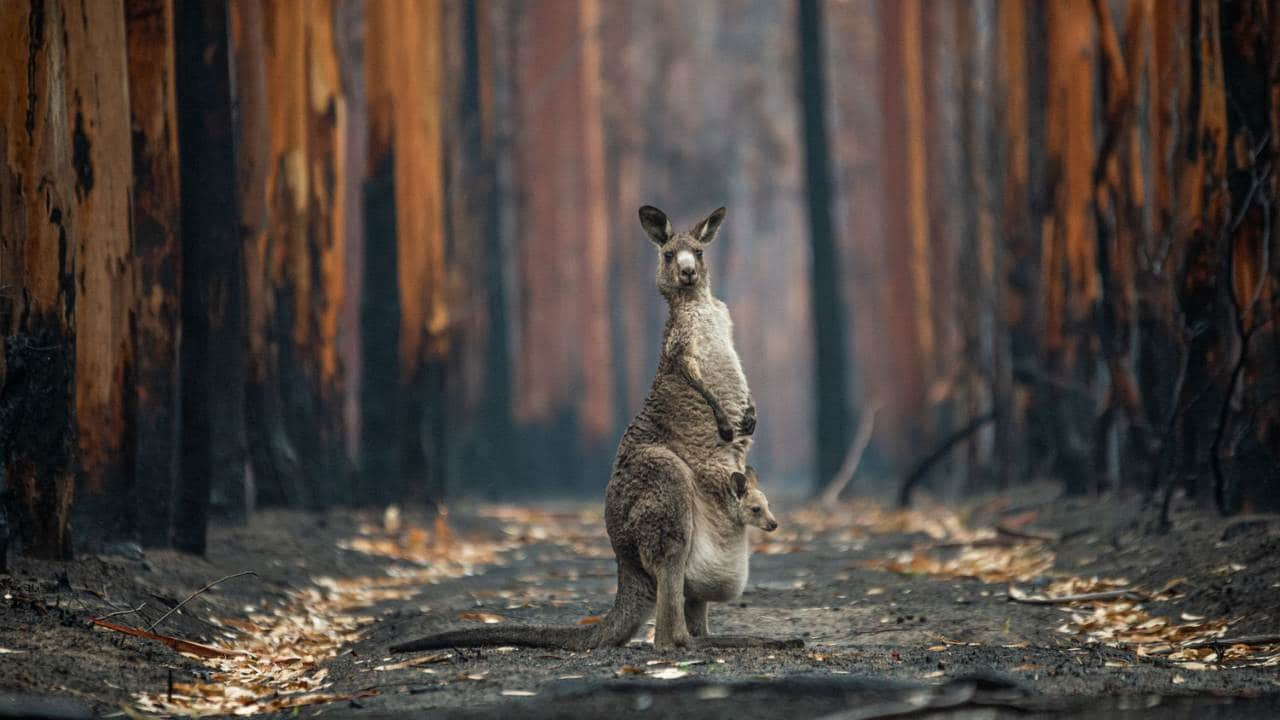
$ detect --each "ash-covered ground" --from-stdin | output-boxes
[2,487,1278,719]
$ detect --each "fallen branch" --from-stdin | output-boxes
[995,525,1060,544]
[1006,585,1143,605]
[90,603,147,623]
[146,571,257,632]
[1183,634,1280,648]
[90,619,239,659]
[820,403,881,506]
[897,412,996,508]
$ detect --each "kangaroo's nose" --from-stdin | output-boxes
[765,520,778,532]
[680,268,696,282]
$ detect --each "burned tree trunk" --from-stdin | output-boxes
[65,0,137,548]
[799,0,852,492]
[0,1,80,559]
[365,0,449,505]
[997,0,1036,487]
[1170,0,1230,503]
[175,0,248,553]
[126,0,183,547]
[229,0,288,513]
[877,0,930,466]
[1043,0,1099,494]
[1216,0,1279,512]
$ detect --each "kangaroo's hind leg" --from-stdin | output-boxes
[616,446,696,649]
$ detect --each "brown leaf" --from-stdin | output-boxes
[91,619,239,659]
[577,615,603,625]
[458,611,505,624]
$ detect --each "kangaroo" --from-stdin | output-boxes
[391,206,798,653]
[733,466,778,533]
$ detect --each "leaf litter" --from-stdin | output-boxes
[818,501,1280,671]
[126,505,598,716]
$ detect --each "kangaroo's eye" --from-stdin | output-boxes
[663,251,674,262]
[695,249,703,259]
[751,507,761,514]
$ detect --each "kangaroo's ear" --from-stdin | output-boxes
[744,464,759,486]
[639,205,672,246]
[731,471,748,498]
[692,207,726,244]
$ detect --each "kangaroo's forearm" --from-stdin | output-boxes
[677,354,726,418]
[675,353,735,441]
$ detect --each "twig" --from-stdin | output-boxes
[995,525,1060,543]
[820,402,881,506]
[1007,585,1143,605]
[91,603,147,623]
[146,571,257,632]
[897,413,996,508]
[1184,634,1280,648]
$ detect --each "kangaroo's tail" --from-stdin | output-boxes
[390,562,654,652]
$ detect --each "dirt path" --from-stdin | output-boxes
[1,491,1278,718]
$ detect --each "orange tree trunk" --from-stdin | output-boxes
[365,0,449,504]
[126,0,183,546]
[876,0,929,465]
[66,0,136,546]
[228,0,290,512]
[1043,0,1099,493]
[0,0,82,560]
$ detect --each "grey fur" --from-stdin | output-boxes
[390,207,798,654]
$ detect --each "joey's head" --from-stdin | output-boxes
[731,466,778,532]
[638,205,726,298]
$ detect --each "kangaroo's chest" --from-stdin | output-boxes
[688,303,747,401]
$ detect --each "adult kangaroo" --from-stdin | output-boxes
[391,206,798,652]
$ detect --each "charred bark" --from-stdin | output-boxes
[175,0,248,553]
[799,0,852,492]
[126,0,183,547]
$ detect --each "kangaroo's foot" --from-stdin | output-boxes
[692,635,804,650]
[651,550,692,649]
[738,403,756,436]
[655,627,693,649]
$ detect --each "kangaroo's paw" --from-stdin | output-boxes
[716,420,737,443]
[715,414,735,442]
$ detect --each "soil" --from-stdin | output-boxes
[1,487,1278,719]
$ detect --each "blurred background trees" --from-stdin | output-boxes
[1,0,1277,558]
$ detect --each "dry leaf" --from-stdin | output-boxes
[651,667,690,680]
[577,615,603,625]
[458,612,506,624]
[501,690,536,697]
[91,619,240,659]
[373,652,452,671]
